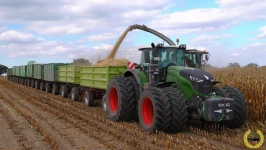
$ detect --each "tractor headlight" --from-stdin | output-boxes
[190,76,203,82]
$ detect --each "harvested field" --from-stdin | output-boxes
[0,76,265,150]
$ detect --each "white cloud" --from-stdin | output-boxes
[257,26,266,38]
[0,30,43,44]
[149,1,266,34]
[231,53,239,56]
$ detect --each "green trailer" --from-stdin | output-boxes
[19,66,27,77]
[33,64,44,80]
[6,68,12,76]
[26,61,35,78]
[59,65,81,84]
[13,66,20,76]
[80,66,127,90]
[44,63,69,81]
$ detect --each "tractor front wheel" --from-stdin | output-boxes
[222,86,248,128]
[163,87,188,133]
[138,87,171,132]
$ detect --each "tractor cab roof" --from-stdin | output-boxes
[138,45,181,51]
[186,49,209,54]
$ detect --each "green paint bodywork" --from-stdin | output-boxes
[165,66,212,100]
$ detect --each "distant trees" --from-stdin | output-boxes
[246,63,259,67]
[72,58,92,66]
[227,62,240,68]
[0,64,8,74]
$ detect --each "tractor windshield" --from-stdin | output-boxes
[140,47,185,68]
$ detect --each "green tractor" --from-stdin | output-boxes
[105,43,248,133]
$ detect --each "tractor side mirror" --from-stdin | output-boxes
[205,54,209,61]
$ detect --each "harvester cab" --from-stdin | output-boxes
[184,49,210,70]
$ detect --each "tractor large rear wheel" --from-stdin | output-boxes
[138,87,171,132]
[106,77,135,122]
[222,86,248,128]
[163,87,188,133]
[212,87,227,97]
[127,76,140,121]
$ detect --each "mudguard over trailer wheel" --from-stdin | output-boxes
[138,87,171,132]
[52,83,59,95]
[71,87,80,101]
[222,86,248,128]
[61,85,68,98]
[163,87,188,133]
[84,90,94,106]
[40,81,45,91]
[45,83,52,93]
[106,76,135,122]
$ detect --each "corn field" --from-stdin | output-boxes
[206,66,266,122]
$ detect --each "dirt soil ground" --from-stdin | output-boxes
[0,77,265,150]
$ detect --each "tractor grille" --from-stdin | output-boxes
[193,80,212,94]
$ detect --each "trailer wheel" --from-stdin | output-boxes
[102,94,107,112]
[35,80,40,89]
[31,79,35,88]
[163,87,188,133]
[40,81,45,91]
[138,87,171,132]
[106,76,135,122]
[45,82,52,93]
[71,87,80,101]
[222,86,248,128]
[84,90,94,106]
[27,79,31,87]
[52,83,59,95]
[61,85,68,98]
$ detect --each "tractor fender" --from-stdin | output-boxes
[123,69,148,84]
[155,82,175,88]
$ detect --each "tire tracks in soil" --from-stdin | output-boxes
[1,78,247,149]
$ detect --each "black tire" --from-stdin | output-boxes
[163,87,188,133]
[212,87,227,97]
[106,76,135,122]
[40,81,45,91]
[35,80,40,90]
[52,83,59,95]
[31,79,35,88]
[127,76,140,121]
[222,86,248,128]
[45,82,52,93]
[61,85,68,98]
[138,87,171,132]
[71,87,80,101]
[102,94,107,112]
[84,90,94,106]
[27,79,31,87]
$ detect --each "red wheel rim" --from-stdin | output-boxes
[142,97,153,126]
[110,87,118,112]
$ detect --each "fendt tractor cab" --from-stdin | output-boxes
[105,24,247,133]
[185,49,210,70]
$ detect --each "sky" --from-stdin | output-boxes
[0,0,266,68]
